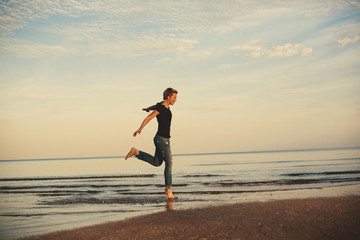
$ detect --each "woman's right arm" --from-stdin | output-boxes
[133,110,159,137]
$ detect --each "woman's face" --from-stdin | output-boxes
[169,93,177,105]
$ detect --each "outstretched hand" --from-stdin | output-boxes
[133,130,141,137]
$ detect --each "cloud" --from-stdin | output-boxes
[87,38,198,57]
[0,38,70,58]
[230,41,312,58]
[217,64,238,70]
[267,43,303,57]
[1,0,239,57]
[1,1,246,34]
[338,35,360,48]
[0,0,357,58]
[286,83,358,96]
[0,0,92,33]
[301,47,313,56]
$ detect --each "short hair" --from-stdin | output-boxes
[163,88,178,100]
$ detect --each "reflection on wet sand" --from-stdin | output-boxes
[166,199,174,211]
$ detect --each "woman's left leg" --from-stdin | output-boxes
[163,144,173,190]
[154,135,173,190]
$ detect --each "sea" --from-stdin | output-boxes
[0,147,359,240]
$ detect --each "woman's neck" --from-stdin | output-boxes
[162,100,170,109]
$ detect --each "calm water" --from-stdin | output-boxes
[0,147,359,239]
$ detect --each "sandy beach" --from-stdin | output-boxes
[19,196,360,240]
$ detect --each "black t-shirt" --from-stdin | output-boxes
[155,102,172,138]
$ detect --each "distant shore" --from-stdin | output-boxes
[20,196,360,240]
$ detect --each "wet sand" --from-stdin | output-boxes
[20,196,360,240]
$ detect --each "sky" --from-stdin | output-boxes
[0,0,359,160]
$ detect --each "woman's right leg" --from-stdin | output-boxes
[136,149,163,167]
[133,135,164,167]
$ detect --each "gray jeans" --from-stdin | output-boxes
[136,134,173,190]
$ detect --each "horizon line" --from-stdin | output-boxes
[0,146,359,163]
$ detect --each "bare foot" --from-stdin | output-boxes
[125,147,139,160]
[165,188,176,199]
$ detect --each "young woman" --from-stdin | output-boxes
[125,88,178,199]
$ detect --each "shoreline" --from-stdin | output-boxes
[19,195,360,240]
